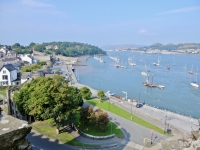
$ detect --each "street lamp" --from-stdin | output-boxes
[122,91,127,100]
[110,118,115,134]
[164,115,167,134]
[150,130,154,144]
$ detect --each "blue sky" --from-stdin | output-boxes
[0,0,200,47]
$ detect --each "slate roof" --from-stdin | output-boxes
[1,64,16,72]
[45,74,55,77]
[21,72,32,79]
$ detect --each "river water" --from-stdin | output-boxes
[74,51,200,119]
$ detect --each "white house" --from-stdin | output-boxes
[21,72,32,84]
[0,64,18,86]
[20,54,33,65]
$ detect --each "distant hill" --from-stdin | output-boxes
[10,42,106,57]
[101,44,145,50]
[144,43,200,50]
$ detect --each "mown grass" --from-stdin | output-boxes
[0,90,6,97]
[75,114,124,138]
[31,119,98,147]
[87,99,165,135]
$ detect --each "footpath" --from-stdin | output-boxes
[66,63,197,150]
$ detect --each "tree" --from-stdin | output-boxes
[95,110,109,132]
[20,64,42,74]
[37,61,47,66]
[13,43,20,48]
[97,90,105,102]
[79,106,109,132]
[79,106,95,127]
[29,42,36,47]
[80,87,92,100]
[14,75,83,133]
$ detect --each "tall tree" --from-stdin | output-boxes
[97,90,105,102]
[80,86,92,100]
[14,75,83,133]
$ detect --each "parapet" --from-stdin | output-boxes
[0,110,32,150]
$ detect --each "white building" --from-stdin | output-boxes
[21,72,32,84]
[0,64,18,86]
[20,54,33,65]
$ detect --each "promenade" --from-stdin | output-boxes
[65,61,199,150]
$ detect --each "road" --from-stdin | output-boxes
[83,102,168,149]
[27,131,77,150]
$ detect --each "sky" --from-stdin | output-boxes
[0,0,200,47]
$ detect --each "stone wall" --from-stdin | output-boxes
[0,111,32,150]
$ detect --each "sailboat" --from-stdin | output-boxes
[129,57,136,66]
[158,77,165,89]
[149,74,157,87]
[183,64,187,70]
[153,57,160,66]
[173,58,175,66]
[190,73,199,88]
[120,58,126,68]
[143,74,150,86]
[141,62,148,76]
[147,65,150,72]
[189,65,194,74]
[100,57,106,63]
[114,61,120,68]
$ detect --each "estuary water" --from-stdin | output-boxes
[75,51,200,119]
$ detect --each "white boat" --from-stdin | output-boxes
[190,73,199,88]
[110,56,119,62]
[129,57,136,66]
[157,85,165,89]
[173,58,175,66]
[107,91,115,96]
[100,57,106,63]
[141,71,148,76]
[141,62,148,76]
[183,64,187,70]
[114,62,120,68]
[153,57,160,66]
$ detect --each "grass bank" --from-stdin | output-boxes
[87,99,165,135]
[31,119,83,146]
[75,114,124,138]
[0,90,6,97]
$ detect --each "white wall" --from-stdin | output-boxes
[0,67,18,86]
[20,55,33,64]
[0,68,10,85]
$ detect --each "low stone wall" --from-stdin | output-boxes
[73,125,115,140]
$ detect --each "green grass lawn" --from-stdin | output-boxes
[32,119,99,148]
[87,99,165,135]
[32,119,80,145]
[0,90,6,97]
[76,119,124,138]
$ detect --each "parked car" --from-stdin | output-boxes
[136,103,143,108]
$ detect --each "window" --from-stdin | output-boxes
[2,75,8,80]
[3,70,6,74]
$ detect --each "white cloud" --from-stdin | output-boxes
[21,0,53,7]
[158,6,200,15]
[139,29,147,34]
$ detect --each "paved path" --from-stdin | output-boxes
[27,130,78,150]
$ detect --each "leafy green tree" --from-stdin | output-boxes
[80,87,92,100]
[14,75,83,132]
[20,64,42,74]
[97,90,105,102]
[37,61,47,66]
[12,43,20,48]
[29,42,36,47]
